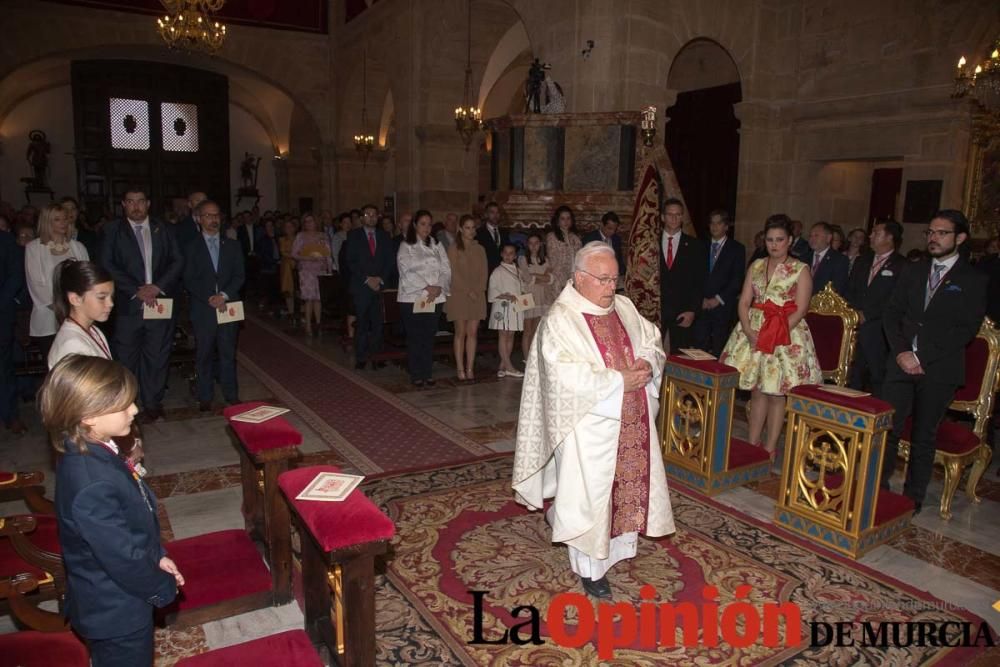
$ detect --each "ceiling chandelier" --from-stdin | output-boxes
[455,0,484,150]
[156,0,227,55]
[954,37,1000,112]
[354,45,375,164]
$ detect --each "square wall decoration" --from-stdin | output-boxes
[109,97,150,150]
[161,102,199,152]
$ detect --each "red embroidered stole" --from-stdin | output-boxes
[582,311,651,536]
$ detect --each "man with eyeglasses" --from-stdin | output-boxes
[880,209,987,513]
[513,242,674,600]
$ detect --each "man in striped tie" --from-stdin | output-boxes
[880,210,987,513]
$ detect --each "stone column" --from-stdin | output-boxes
[272,156,290,212]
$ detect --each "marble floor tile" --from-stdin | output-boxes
[712,485,777,524]
[486,438,516,453]
[890,526,1000,591]
[161,486,244,540]
[859,546,1000,632]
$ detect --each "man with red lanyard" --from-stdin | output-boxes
[880,210,987,513]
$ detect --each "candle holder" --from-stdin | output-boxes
[640,105,657,147]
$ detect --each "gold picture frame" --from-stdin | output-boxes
[962,112,1000,240]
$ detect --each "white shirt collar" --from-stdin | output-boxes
[102,439,120,455]
[711,236,726,247]
[933,253,960,272]
[129,217,150,228]
[662,229,682,242]
[813,247,829,262]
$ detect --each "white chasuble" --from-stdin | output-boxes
[512,281,675,560]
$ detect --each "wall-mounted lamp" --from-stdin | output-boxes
[640,106,657,147]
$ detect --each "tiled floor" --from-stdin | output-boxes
[2,314,999,664]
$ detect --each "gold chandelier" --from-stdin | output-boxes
[156,0,227,55]
[455,0,483,150]
[954,37,1000,112]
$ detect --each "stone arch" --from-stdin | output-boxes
[476,21,531,109]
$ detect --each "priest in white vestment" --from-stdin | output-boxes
[512,242,674,599]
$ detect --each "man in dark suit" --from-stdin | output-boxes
[880,209,987,512]
[845,220,906,394]
[659,198,707,352]
[582,211,626,272]
[805,222,849,295]
[100,186,184,422]
[475,201,508,275]
[182,200,245,412]
[0,229,26,434]
[346,203,394,370]
[693,209,745,356]
[789,219,810,259]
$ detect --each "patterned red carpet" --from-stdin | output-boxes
[237,319,494,474]
[365,458,990,665]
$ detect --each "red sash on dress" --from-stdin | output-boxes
[752,299,797,353]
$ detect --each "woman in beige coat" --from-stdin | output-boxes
[445,215,488,381]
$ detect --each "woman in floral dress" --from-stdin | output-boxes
[292,213,332,336]
[720,215,822,460]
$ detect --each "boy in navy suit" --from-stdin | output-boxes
[182,200,245,411]
[880,210,987,512]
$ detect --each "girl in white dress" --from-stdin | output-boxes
[48,260,115,368]
[26,202,89,359]
[488,244,524,378]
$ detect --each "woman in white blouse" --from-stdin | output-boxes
[48,260,114,368]
[26,202,89,359]
[397,210,452,387]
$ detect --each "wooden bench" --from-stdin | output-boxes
[224,401,303,604]
[279,465,395,667]
[176,630,323,666]
[0,572,88,667]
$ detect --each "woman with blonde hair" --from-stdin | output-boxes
[26,202,88,359]
[292,213,332,336]
[40,355,183,666]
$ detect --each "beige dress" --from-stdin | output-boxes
[445,242,488,321]
[517,256,555,319]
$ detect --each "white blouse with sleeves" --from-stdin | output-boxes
[397,239,452,304]
[48,320,112,369]
[25,239,89,337]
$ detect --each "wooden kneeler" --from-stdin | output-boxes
[224,401,303,604]
[279,466,395,667]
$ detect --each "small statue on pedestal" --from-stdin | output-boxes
[237,152,262,206]
[22,129,54,203]
[525,59,565,114]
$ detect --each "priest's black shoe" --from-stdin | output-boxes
[580,576,612,599]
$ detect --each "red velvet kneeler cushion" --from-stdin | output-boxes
[164,530,271,612]
[791,385,892,415]
[805,313,844,372]
[0,630,89,666]
[176,630,323,666]
[954,337,989,402]
[901,417,981,455]
[0,514,60,579]
[727,438,771,468]
[223,402,303,455]
[821,475,915,525]
[667,354,738,376]
[279,466,395,552]
[0,471,16,485]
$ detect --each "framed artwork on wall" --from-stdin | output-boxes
[963,133,1000,241]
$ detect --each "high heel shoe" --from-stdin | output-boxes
[457,369,467,381]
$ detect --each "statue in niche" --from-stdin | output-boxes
[524,59,565,114]
[25,130,51,187]
[240,152,260,190]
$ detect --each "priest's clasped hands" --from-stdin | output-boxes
[621,358,653,392]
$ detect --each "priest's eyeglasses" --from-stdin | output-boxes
[577,269,618,287]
